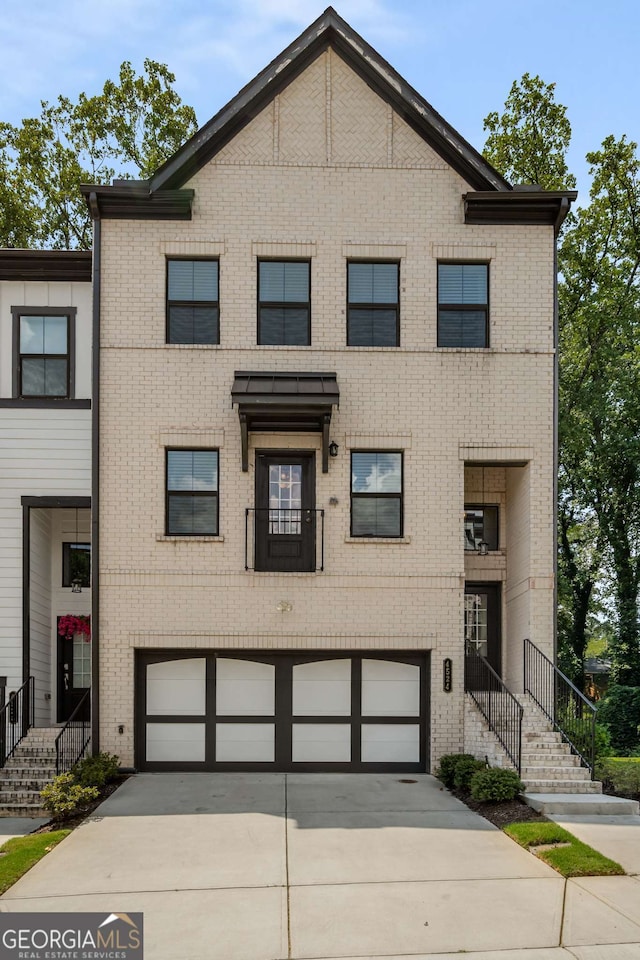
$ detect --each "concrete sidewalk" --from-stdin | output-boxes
[0,773,639,960]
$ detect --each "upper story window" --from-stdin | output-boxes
[438,263,488,348]
[258,260,310,345]
[351,451,403,537]
[166,449,219,536]
[464,505,499,552]
[15,311,72,398]
[167,259,219,344]
[347,262,399,346]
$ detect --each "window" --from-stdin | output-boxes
[166,449,219,536]
[258,260,310,345]
[347,262,399,346]
[464,506,499,552]
[167,259,219,344]
[62,542,91,588]
[438,263,488,347]
[16,312,71,397]
[351,452,403,537]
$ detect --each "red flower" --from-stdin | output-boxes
[58,614,91,639]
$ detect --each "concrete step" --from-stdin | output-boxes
[524,793,640,816]
[521,765,592,781]
[523,731,564,743]
[0,790,45,803]
[0,804,48,818]
[522,779,603,794]
[522,754,580,767]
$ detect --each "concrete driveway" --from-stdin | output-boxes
[2,773,640,960]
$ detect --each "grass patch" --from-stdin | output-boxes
[0,830,70,894]
[504,821,624,877]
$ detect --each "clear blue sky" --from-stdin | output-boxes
[1,0,637,197]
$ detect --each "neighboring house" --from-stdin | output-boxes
[78,7,575,773]
[0,249,92,729]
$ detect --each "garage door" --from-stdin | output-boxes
[136,652,429,772]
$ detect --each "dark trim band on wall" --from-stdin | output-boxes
[0,250,92,283]
[91,214,102,754]
[0,399,91,409]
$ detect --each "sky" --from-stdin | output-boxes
[1,0,638,199]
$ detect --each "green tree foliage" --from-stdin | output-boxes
[597,685,640,754]
[0,60,197,249]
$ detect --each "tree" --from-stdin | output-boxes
[0,60,198,249]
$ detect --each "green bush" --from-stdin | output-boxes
[435,753,476,789]
[595,757,640,797]
[74,752,119,788]
[41,774,100,817]
[453,756,487,791]
[470,767,524,803]
[597,685,640,754]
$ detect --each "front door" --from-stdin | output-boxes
[255,452,316,571]
[464,583,502,676]
[57,632,91,722]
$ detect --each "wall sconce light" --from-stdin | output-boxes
[328,441,339,458]
[276,600,293,613]
[478,541,489,557]
[477,466,488,556]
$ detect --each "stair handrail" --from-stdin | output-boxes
[524,638,596,775]
[464,648,523,773]
[55,690,91,775]
[0,677,35,768]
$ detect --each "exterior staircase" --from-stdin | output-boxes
[0,727,58,817]
[517,695,601,795]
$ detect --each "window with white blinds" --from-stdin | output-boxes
[167,259,219,344]
[166,449,219,535]
[351,451,403,537]
[347,262,399,346]
[258,260,310,345]
[438,263,488,347]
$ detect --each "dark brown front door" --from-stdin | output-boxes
[464,583,502,676]
[255,451,316,571]
[57,631,91,722]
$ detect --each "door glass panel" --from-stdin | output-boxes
[292,659,351,716]
[216,723,275,762]
[361,660,420,716]
[465,593,488,657]
[72,636,91,688]
[146,658,206,716]
[269,464,302,533]
[361,724,420,762]
[292,724,351,762]
[146,723,205,761]
[216,659,275,716]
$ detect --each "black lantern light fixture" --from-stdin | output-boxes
[478,466,489,556]
[328,440,339,458]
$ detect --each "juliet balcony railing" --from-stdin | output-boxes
[0,677,34,768]
[524,638,597,775]
[244,507,325,572]
[464,648,523,774]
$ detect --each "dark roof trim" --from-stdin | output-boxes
[232,371,339,473]
[79,184,194,221]
[0,249,92,282]
[464,190,578,235]
[148,7,510,194]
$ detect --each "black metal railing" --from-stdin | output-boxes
[244,508,325,571]
[55,690,91,775]
[464,649,523,773]
[524,638,596,775]
[0,677,34,768]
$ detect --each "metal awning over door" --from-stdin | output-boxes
[137,651,429,773]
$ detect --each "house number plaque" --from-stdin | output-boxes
[443,658,452,692]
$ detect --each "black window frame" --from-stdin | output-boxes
[350,450,404,538]
[464,504,499,552]
[437,262,489,348]
[166,257,220,345]
[257,258,311,346]
[62,542,91,588]
[347,260,400,347]
[12,306,76,399]
[165,448,220,537]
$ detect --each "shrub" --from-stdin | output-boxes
[435,753,476,789]
[41,774,100,817]
[74,752,119,788]
[453,756,487,791]
[595,757,640,798]
[470,767,524,803]
[597,685,640,754]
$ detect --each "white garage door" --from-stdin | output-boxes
[138,652,428,772]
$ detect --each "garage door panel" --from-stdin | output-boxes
[361,659,420,717]
[216,723,275,762]
[216,658,275,716]
[292,659,351,716]
[361,723,420,763]
[146,722,206,762]
[146,658,206,716]
[292,723,351,762]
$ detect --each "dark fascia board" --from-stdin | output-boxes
[464,190,578,235]
[79,184,194,221]
[148,7,511,194]
[0,249,92,282]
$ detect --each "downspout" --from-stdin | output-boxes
[552,203,567,664]
[90,194,101,753]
